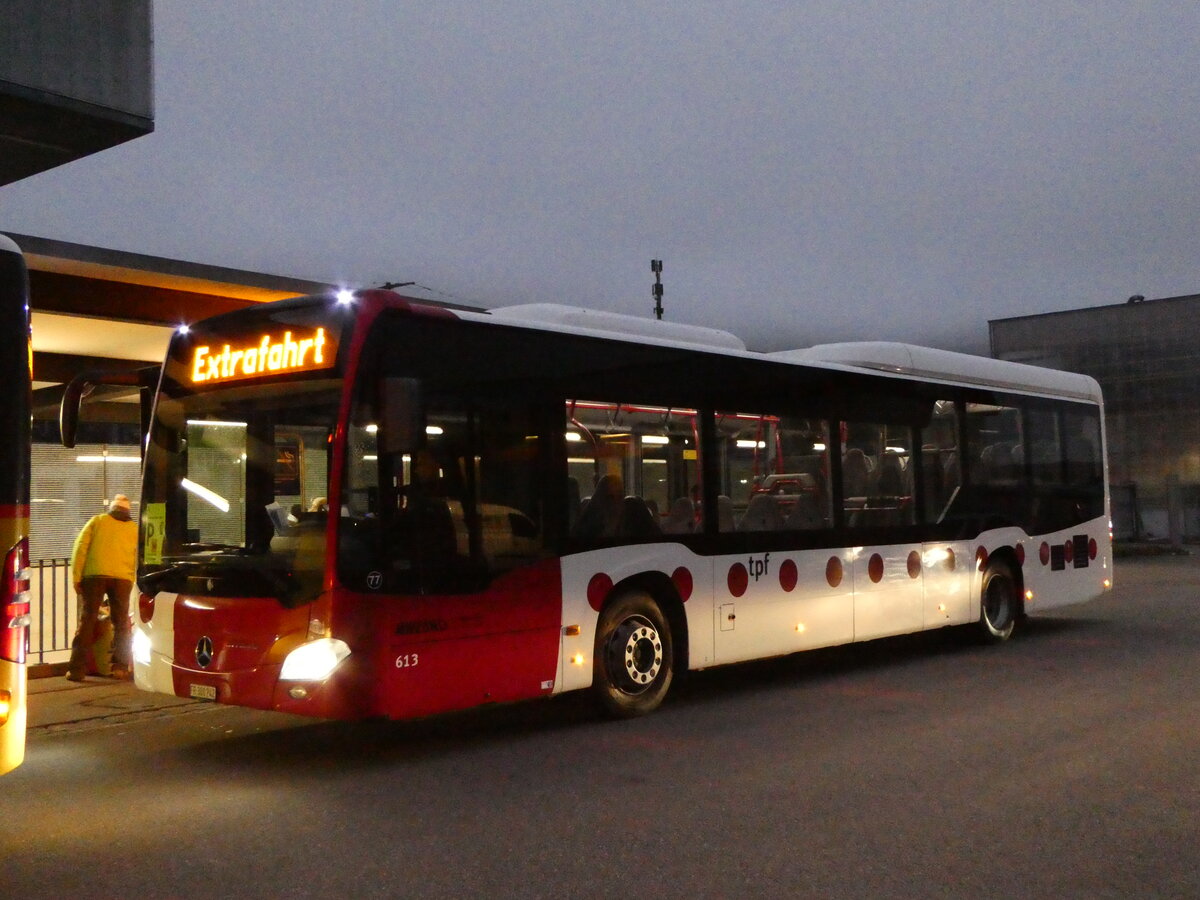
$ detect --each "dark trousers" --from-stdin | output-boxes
[68,576,133,676]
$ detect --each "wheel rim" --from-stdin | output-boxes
[984,576,1012,631]
[607,614,663,695]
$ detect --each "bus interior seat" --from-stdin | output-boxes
[717,495,735,532]
[573,474,624,541]
[877,453,907,496]
[979,442,1017,481]
[842,448,872,497]
[661,497,695,534]
[621,496,660,539]
[740,493,782,531]
[1010,443,1026,472]
[785,493,827,530]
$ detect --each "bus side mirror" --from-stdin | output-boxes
[59,376,91,449]
[379,377,423,454]
[60,366,159,450]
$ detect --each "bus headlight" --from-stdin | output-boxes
[132,627,152,666]
[279,638,351,682]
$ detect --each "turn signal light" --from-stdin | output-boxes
[139,593,155,624]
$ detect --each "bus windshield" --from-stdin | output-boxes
[140,377,340,607]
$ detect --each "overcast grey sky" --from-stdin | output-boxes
[3,1,1198,352]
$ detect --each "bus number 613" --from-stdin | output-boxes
[395,653,419,669]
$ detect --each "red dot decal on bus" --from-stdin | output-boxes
[1015,544,1026,567]
[728,563,749,598]
[907,550,921,579]
[1064,540,1074,564]
[1089,538,1098,560]
[976,546,989,571]
[779,559,798,592]
[826,556,843,588]
[671,567,694,602]
[869,554,884,583]
[946,548,956,571]
[1039,542,1051,566]
[587,573,613,611]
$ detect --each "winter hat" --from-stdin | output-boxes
[109,494,131,513]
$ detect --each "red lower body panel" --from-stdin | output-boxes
[165,560,563,722]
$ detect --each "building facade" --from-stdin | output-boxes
[990,295,1200,541]
[1,0,153,185]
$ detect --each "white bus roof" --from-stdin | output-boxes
[770,341,1102,403]
[486,303,747,352]
[470,303,1100,404]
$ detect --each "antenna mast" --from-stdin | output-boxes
[651,259,664,320]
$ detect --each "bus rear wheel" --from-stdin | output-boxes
[978,560,1017,643]
[593,591,674,718]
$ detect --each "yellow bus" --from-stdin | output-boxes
[1,234,32,774]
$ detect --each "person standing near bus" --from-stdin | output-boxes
[67,495,137,682]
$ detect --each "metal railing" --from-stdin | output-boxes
[27,558,75,665]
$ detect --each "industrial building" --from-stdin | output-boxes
[991,294,1200,542]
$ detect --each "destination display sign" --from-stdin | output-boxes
[189,326,335,385]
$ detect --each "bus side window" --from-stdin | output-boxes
[840,420,913,528]
[1064,409,1103,487]
[471,407,546,573]
[714,412,831,532]
[1026,407,1064,485]
[567,400,700,545]
[965,403,1024,487]
[1024,404,1105,530]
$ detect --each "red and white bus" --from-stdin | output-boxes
[130,290,1110,720]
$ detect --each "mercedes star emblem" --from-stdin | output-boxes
[195,635,214,668]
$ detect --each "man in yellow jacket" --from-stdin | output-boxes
[67,494,138,681]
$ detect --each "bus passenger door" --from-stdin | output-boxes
[843,421,923,640]
[918,402,971,627]
[710,412,852,663]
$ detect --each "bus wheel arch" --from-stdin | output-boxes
[978,550,1023,643]
[591,576,682,718]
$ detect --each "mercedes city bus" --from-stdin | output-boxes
[128,289,1110,721]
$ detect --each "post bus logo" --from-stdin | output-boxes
[191,327,330,384]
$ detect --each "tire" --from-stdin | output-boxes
[593,591,674,718]
[978,560,1018,643]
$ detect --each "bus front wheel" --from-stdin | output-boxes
[978,560,1018,643]
[593,591,674,718]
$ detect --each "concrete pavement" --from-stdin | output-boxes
[27,672,203,732]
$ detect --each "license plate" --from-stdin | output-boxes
[189,683,217,701]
